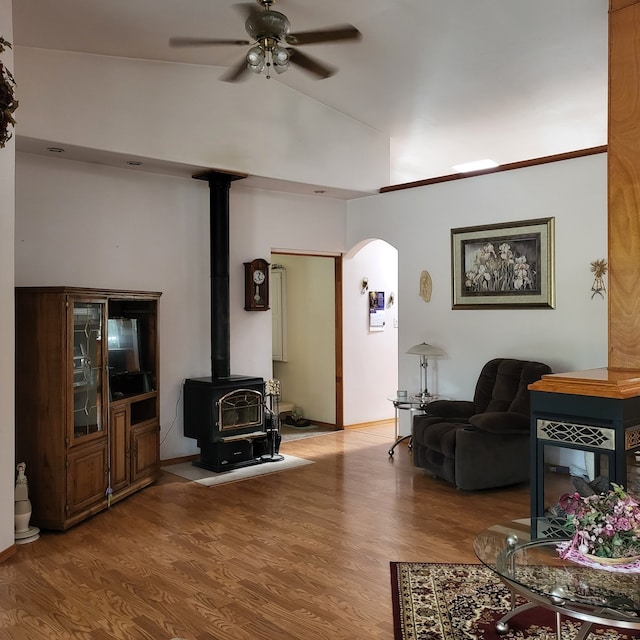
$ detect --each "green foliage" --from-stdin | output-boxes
[0,37,18,149]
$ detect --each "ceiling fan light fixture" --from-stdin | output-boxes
[272,45,290,66]
[246,45,265,70]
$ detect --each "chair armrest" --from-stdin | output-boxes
[468,411,530,435]
[455,427,531,490]
[413,414,451,432]
[423,399,475,419]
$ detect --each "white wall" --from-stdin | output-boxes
[342,239,398,426]
[15,153,348,460]
[272,254,336,424]
[15,151,610,449]
[347,153,608,435]
[229,187,348,380]
[14,47,389,193]
[0,0,15,556]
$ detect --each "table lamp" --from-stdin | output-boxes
[406,342,444,400]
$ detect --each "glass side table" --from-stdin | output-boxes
[387,394,439,457]
[473,518,640,638]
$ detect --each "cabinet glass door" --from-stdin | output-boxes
[72,301,105,442]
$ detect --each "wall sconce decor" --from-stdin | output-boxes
[419,271,432,302]
[590,259,607,299]
[361,277,369,295]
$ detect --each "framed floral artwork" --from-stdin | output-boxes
[451,217,555,309]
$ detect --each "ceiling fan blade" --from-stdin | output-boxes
[169,37,250,47]
[286,25,361,46]
[288,47,336,79]
[220,57,250,82]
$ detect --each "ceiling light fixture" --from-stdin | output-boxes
[168,0,360,82]
[452,159,499,173]
[246,45,265,73]
[247,37,291,79]
[127,161,143,166]
[46,147,65,153]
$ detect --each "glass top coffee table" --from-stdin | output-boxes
[473,518,640,640]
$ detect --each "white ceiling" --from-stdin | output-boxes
[12,0,609,186]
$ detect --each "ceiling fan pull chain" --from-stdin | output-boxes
[265,50,272,79]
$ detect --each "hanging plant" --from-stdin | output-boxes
[0,37,18,149]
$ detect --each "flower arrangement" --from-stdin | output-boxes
[464,242,536,293]
[0,36,18,149]
[559,484,640,561]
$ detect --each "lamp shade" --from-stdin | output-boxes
[247,46,265,69]
[406,342,444,356]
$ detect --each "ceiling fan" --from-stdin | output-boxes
[169,0,361,81]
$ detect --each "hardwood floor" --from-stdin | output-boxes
[0,425,530,640]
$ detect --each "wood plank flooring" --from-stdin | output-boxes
[0,425,530,640]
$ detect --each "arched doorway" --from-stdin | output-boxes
[342,239,399,428]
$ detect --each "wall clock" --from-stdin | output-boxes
[244,258,270,311]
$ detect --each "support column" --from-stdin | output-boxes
[528,1,640,516]
[608,0,640,370]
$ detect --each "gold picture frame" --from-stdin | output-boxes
[451,217,555,309]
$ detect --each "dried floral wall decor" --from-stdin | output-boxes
[590,258,607,298]
[0,37,18,149]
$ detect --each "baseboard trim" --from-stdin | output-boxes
[303,420,336,430]
[161,453,199,467]
[344,418,394,430]
[0,543,17,563]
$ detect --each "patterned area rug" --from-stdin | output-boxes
[390,562,640,640]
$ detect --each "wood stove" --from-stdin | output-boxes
[184,376,267,470]
[183,170,268,471]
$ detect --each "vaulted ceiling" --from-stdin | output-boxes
[12,0,608,184]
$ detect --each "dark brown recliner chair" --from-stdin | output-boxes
[412,358,552,490]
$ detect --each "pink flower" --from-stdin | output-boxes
[558,492,581,514]
[562,484,640,559]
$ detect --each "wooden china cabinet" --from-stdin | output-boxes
[15,287,162,530]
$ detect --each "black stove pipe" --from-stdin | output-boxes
[194,170,247,380]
